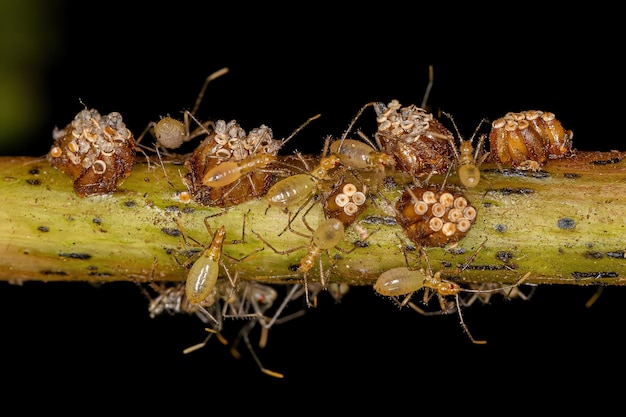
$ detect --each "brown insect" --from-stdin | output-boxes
[48,106,136,197]
[488,110,573,170]
[322,179,368,227]
[395,184,477,248]
[373,99,455,180]
[183,114,320,208]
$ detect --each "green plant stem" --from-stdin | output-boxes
[2,151,626,288]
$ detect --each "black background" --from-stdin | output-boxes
[1,0,624,411]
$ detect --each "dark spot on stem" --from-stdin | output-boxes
[58,252,92,260]
[29,168,39,175]
[461,263,516,271]
[584,251,604,259]
[26,179,41,185]
[494,224,507,233]
[484,168,549,179]
[492,187,535,195]
[496,251,514,263]
[40,270,69,275]
[362,215,397,225]
[161,227,181,237]
[557,217,575,229]
[383,176,397,189]
[591,157,622,165]
[124,200,136,208]
[178,248,201,257]
[403,244,417,252]
[37,226,49,232]
[89,271,113,277]
[563,173,580,179]
[353,240,370,248]
[447,247,466,255]
[572,271,619,281]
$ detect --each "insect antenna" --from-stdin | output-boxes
[190,67,230,117]
[420,64,434,110]
[337,101,377,153]
[276,113,322,150]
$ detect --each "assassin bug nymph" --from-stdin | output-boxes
[173,211,263,319]
[440,112,490,188]
[374,239,530,344]
[251,216,361,307]
[136,67,230,150]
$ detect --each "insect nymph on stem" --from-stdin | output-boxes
[136,67,230,150]
[374,241,530,344]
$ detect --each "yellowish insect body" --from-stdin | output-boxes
[442,112,489,188]
[458,163,481,188]
[330,138,394,170]
[185,226,227,305]
[265,173,317,208]
[330,139,374,169]
[137,67,230,149]
[299,218,345,273]
[265,155,340,209]
[374,267,426,297]
[311,217,345,250]
[153,117,187,149]
[202,154,276,188]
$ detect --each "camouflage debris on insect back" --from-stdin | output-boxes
[48,107,136,197]
[373,99,454,179]
[184,115,319,208]
[183,119,282,208]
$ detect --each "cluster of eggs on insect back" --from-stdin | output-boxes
[183,119,284,207]
[489,110,573,170]
[372,99,454,178]
[323,181,367,226]
[50,108,133,170]
[208,119,281,162]
[375,99,433,138]
[48,108,136,197]
[396,186,477,248]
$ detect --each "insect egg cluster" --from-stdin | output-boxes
[489,110,573,170]
[395,185,477,247]
[323,181,367,226]
[48,107,136,197]
[184,120,281,207]
[214,120,280,160]
[373,99,454,178]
